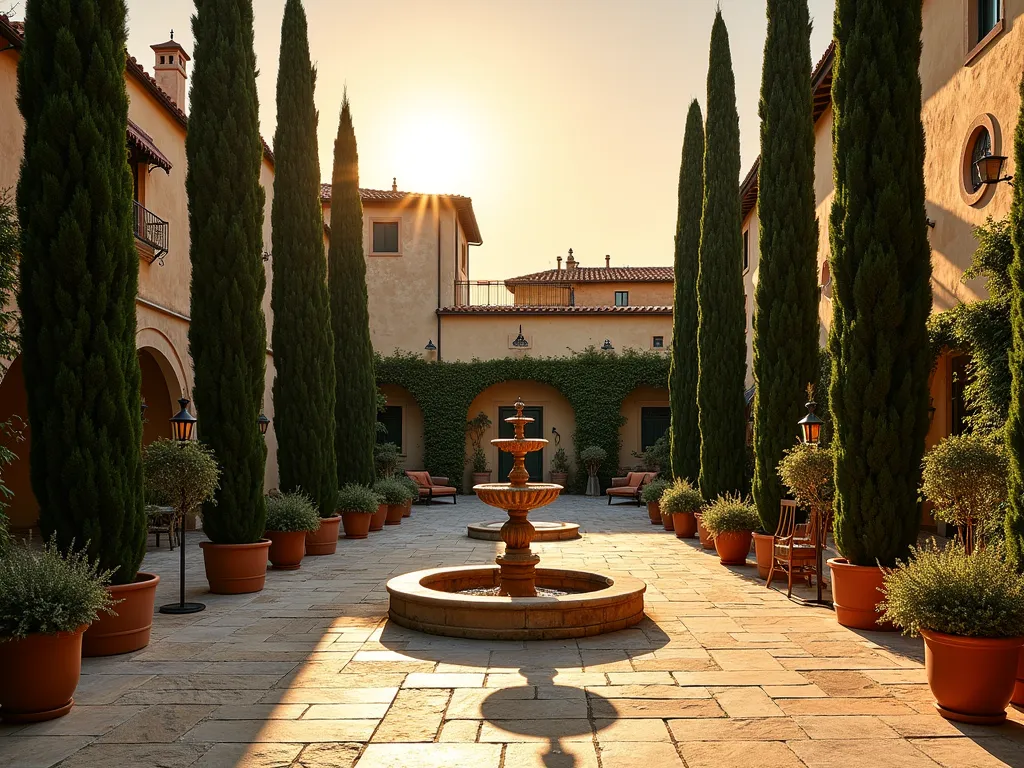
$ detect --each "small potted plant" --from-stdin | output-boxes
[879,543,1024,724]
[470,446,491,486]
[660,479,703,539]
[374,441,402,480]
[550,447,570,485]
[337,484,380,539]
[640,478,669,525]
[580,446,607,497]
[398,475,419,517]
[466,412,493,484]
[701,494,759,566]
[0,538,114,722]
[374,478,414,525]
[775,443,834,581]
[264,491,320,570]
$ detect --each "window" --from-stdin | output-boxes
[966,0,1003,62]
[978,0,1000,41]
[960,115,1000,206]
[614,291,629,307]
[377,405,403,451]
[371,220,400,255]
[970,128,992,191]
[950,355,971,436]
[652,336,664,349]
[742,229,750,272]
[640,407,671,451]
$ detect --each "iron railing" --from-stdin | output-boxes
[133,200,169,263]
[454,280,574,307]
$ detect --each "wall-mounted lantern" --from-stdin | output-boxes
[512,325,529,348]
[974,154,1013,186]
[601,339,614,351]
[424,339,437,351]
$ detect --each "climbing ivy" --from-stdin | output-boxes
[375,349,671,493]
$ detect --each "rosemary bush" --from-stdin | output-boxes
[337,483,381,514]
[700,494,760,536]
[265,491,321,533]
[641,478,670,504]
[880,542,1024,638]
[373,478,414,505]
[659,479,704,515]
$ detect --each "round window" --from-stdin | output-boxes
[960,115,999,206]
[970,128,992,192]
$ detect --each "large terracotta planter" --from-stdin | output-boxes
[920,629,1024,724]
[266,530,306,571]
[305,515,341,555]
[551,472,568,485]
[695,513,715,549]
[402,499,412,518]
[342,511,372,539]
[82,573,159,657]
[385,504,404,526]
[714,530,752,565]
[370,504,387,531]
[673,511,698,539]
[827,558,894,631]
[662,507,675,531]
[752,532,775,580]
[1012,649,1024,706]
[646,502,662,525]
[200,540,270,595]
[0,625,86,722]
[472,472,491,485]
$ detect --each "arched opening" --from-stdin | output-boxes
[378,384,425,476]
[0,356,35,533]
[140,347,176,446]
[618,384,670,473]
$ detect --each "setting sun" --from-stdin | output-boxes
[386,107,481,194]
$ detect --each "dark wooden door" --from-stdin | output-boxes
[497,406,543,482]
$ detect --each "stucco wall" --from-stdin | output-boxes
[571,282,674,307]
[618,384,671,473]
[0,50,22,194]
[741,207,760,388]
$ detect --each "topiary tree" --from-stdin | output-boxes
[270,0,337,518]
[750,0,820,535]
[328,96,376,487]
[828,0,932,567]
[143,439,221,529]
[669,100,704,484]
[186,0,268,545]
[16,0,146,584]
[696,11,747,500]
[778,442,834,524]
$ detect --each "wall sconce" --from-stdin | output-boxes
[551,426,561,445]
[928,397,936,423]
[975,155,1014,186]
[601,339,614,351]
[512,325,529,348]
[424,339,437,351]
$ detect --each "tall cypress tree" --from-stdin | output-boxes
[271,0,337,517]
[329,97,376,486]
[750,0,819,534]
[828,0,931,567]
[696,11,747,499]
[669,100,704,484]
[1003,70,1024,570]
[187,0,268,543]
[16,0,145,584]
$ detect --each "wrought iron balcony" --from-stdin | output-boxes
[133,200,169,264]
[454,280,574,308]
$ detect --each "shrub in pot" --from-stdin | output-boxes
[374,478,414,525]
[774,443,834,581]
[264,492,320,570]
[398,475,419,517]
[641,479,670,526]
[580,446,607,497]
[374,441,402,480]
[470,446,491,484]
[550,447,570,485]
[660,479,703,539]
[879,543,1024,724]
[338,484,380,539]
[0,538,114,722]
[701,494,759,565]
[466,411,493,483]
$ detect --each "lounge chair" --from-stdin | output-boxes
[405,471,458,505]
[606,471,657,506]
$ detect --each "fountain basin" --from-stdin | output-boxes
[489,438,550,455]
[386,565,646,640]
[467,520,580,541]
[473,482,563,511]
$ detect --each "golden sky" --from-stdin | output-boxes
[127,0,835,279]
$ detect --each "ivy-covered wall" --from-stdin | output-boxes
[375,349,671,493]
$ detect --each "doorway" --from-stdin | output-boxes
[497,405,543,482]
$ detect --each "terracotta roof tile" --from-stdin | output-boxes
[437,305,672,315]
[505,267,673,284]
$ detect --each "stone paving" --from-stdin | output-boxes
[2,495,1023,768]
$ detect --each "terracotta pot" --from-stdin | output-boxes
[827,558,895,631]
[342,510,372,539]
[714,530,753,565]
[673,511,698,539]
[1013,649,1024,706]
[385,504,405,525]
[199,540,270,595]
[472,472,491,485]
[402,499,412,518]
[662,507,675,531]
[920,629,1024,724]
[370,504,387,531]
[305,515,341,555]
[82,573,160,657]
[752,532,775,580]
[265,530,306,571]
[695,513,715,549]
[551,472,568,485]
[0,625,86,722]
[646,501,662,525]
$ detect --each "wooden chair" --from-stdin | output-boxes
[146,505,178,550]
[766,499,817,597]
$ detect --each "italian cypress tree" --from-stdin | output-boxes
[750,0,820,534]
[187,0,268,543]
[16,0,145,583]
[329,97,376,486]
[828,0,931,567]
[1003,70,1024,570]
[696,11,747,499]
[270,0,337,517]
[669,100,704,484]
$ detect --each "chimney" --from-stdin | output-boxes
[566,248,577,270]
[556,255,562,271]
[151,31,190,111]
[605,254,611,268]
[392,177,398,192]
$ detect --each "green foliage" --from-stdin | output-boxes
[373,441,401,480]
[270,0,337,519]
[470,447,489,473]
[700,494,760,536]
[696,12,747,500]
[778,443,834,521]
[828,0,932,567]
[550,447,570,475]
[187,0,268,545]
[329,96,376,487]
[641,478,670,504]
[16,0,145,583]
[1007,70,1024,570]
[751,0,820,536]
[373,478,414,505]
[659,479,704,515]
[337,483,380,514]
[670,100,704,484]
[264,491,321,533]
[0,536,115,639]
[397,474,419,500]
[632,433,669,477]
[880,542,1024,638]
[143,439,220,520]
[0,192,19,367]
[580,446,608,474]
[465,411,492,451]
[922,434,1007,541]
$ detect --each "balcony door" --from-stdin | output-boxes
[497,405,543,483]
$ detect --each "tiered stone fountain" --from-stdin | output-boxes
[387,399,646,639]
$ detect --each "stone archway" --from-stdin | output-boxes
[139,347,178,446]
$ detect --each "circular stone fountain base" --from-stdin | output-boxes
[386,565,646,640]
[467,520,580,542]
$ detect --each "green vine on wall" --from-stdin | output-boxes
[375,348,671,493]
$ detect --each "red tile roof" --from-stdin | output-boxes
[505,267,673,284]
[127,119,172,171]
[437,305,672,315]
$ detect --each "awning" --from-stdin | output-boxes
[127,119,172,173]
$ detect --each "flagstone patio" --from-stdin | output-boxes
[2,495,1022,768]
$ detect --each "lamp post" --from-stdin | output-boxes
[796,388,829,606]
[159,398,205,615]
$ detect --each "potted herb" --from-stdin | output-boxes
[879,543,1024,724]
[774,443,834,581]
[470,446,491,486]
[0,538,114,721]
[640,478,669,525]
[374,441,402,480]
[398,475,419,517]
[466,411,493,484]
[337,484,380,539]
[264,491,320,570]
[660,479,703,539]
[701,494,759,566]
[550,447,570,485]
[374,478,414,526]
[580,446,607,497]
